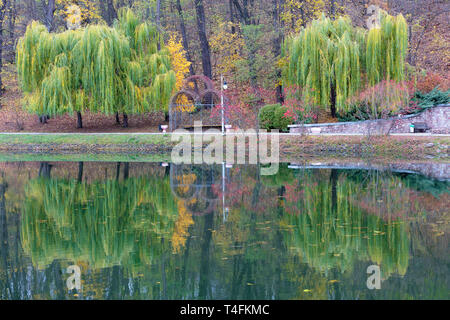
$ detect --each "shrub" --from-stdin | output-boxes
[411,86,450,110]
[415,72,450,93]
[338,80,409,121]
[258,104,293,132]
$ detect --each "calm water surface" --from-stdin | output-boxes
[0,161,448,300]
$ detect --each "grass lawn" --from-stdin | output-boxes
[0,133,173,145]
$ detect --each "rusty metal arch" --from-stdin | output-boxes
[184,75,215,91]
[169,75,229,131]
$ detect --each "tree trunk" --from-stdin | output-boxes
[0,1,8,96]
[175,0,195,76]
[115,112,120,124]
[38,162,52,178]
[7,0,17,63]
[77,111,83,129]
[122,113,128,128]
[77,162,84,183]
[116,162,121,181]
[199,212,213,299]
[194,0,212,79]
[0,183,9,292]
[330,83,337,118]
[44,0,56,32]
[330,169,338,214]
[156,0,161,29]
[273,0,284,103]
[229,0,236,34]
[103,0,118,26]
[123,163,129,180]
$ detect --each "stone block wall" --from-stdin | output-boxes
[289,105,449,135]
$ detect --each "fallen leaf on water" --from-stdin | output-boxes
[329,280,339,284]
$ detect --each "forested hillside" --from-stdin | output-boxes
[0,0,448,131]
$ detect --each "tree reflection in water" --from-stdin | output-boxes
[0,162,448,300]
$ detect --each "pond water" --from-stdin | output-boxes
[0,161,448,300]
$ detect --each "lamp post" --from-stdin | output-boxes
[221,75,228,136]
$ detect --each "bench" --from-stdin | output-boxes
[413,122,429,133]
[183,124,223,131]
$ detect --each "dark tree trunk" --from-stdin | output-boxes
[194,0,212,79]
[330,169,338,214]
[7,0,17,63]
[199,212,213,299]
[330,83,337,118]
[273,0,284,103]
[115,162,121,181]
[77,111,83,129]
[44,0,56,32]
[229,0,236,34]
[0,1,8,95]
[77,162,84,183]
[122,113,128,128]
[0,183,9,292]
[175,0,195,76]
[104,0,117,26]
[156,0,161,29]
[38,162,52,178]
[232,0,251,25]
[115,112,120,124]
[123,163,129,180]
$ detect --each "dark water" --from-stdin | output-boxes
[0,162,448,300]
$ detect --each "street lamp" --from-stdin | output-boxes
[221,76,227,135]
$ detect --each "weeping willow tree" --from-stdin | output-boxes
[283,12,407,117]
[21,175,179,273]
[16,9,176,128]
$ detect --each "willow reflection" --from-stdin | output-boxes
[21,173,179,272]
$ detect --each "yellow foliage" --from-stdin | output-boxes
[281,0,340,35]
[171,199,194,254]
[166,33,194,112]
[210,21,245,74]
[167,34,191,91]
[57,0,100,25]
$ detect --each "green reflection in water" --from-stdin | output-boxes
[22,175,178,273]
[282,170,410,278]
[0,163,448,300]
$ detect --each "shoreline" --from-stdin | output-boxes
[0,133,448,162]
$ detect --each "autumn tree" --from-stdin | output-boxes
[283,11,408,117]
[16,9,176,128]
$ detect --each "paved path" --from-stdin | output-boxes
[0,132,449,137]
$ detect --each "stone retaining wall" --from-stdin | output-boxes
[289,105,450,135]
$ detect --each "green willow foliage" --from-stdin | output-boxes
[283,12,407,115]
[366,13,408,86]
[282,171,410,278]
[21,175,178,273]
[16,10,176,118]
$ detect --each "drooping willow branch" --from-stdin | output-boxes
[16,9,176,126]
[282,12,408,116]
